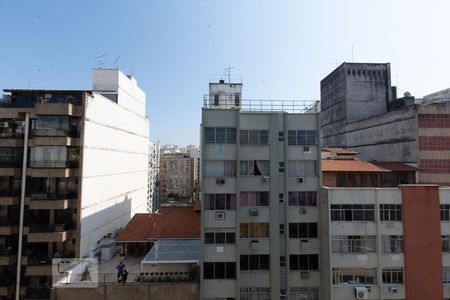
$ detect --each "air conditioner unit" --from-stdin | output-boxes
[249,208,259,216]
[388,286,398,293]
[300,271,310,279]
[0,122,9,128]
[263,176,269,183]
[354,286,369,299]
[300,239,310,249]
[215,212,225,220]
[250,240,260,250]
[299,207,307,214]
[303,146,311,153]
[216,178,225,185]
[298,177,304,183]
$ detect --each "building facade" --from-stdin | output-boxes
[159,153,194,201]
[200,80,320,299]
[148,141,160,212]
[0,68,149,299]
[320,185,449,300]
[320,62,450,186]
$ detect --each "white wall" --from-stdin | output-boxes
[79,69,149,257]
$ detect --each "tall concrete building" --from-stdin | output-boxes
[321,62,450,186]
[0,68,149,299]
[200,80,320,299]
[159,153,194,201]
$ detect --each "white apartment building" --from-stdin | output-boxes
[148,141,160,212]
[200,80,321,300]
[320,185,450,300]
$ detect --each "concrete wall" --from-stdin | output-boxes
[79,70,149,257]
[52,283,198,300]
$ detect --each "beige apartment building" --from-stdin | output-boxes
[160,153,194,201]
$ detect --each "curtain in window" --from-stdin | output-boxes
[205,161,224,177]
[260,223,269,237]
[228,194,236,210]
[224,161,236,176]
[240,192,248,206]
[255,160,269,176]
[248,192,258,206]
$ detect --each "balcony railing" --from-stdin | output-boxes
[30,192,78,200]
[29,160,79,168]
[0,160,22,167]
[0,189,20,197]
[32,128,80,138]
[0,93,82,108]
[28,223,73,233]
[203,95,320,113]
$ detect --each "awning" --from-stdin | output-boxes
[141,239,200,270]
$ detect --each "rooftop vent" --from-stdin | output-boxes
[219,79,225,84]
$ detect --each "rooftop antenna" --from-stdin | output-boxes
[94,53,108,68]
[112,56,120,69]
[223,65,235,83]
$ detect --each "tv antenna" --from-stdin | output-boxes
[94,53,109,68]
[112,56,120,69]
[223,65,235,83]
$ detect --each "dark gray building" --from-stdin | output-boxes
[320,62,396,148]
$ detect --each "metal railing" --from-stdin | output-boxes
[0,94,82,108]
[28,223,73,233]
[30,191,78,200]
[29,160,79,168]
[203,95,320,113]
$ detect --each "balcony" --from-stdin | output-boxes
[0,249,16,266]
[0,189,20,205]
[27,192,78,210]
[25,224,74,243]
[29,160,79,169]
[0,219,18,235]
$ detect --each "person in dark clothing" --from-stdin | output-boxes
[121,269,128,284]
[116,262,126,282]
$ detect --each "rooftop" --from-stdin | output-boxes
[323,147,359,155]
[321,159,390,173]
[142,239,200,264]
[371,162,418,172]
[116,207,200,242]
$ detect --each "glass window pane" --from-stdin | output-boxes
[226,128,236,143]
[205,127,215,143]
[216,128,226,143]
[249,130,259,144]
[259,130,268,145]
[204,263,214,279]
[215,262,225,279]
[205,233,215,244]
[288,131,296,145]
[215,232,225,244]
[225,262,236,279]
[240,255,249,270]
[240,130,248,144]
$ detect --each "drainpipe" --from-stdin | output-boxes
[16,112,30,300]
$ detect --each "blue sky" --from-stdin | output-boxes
[1,0,450,146]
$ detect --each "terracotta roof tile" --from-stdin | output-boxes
[321,159,390,173]
[116,207,200,242]
[371,162,418,172]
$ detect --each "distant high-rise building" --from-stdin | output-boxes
[159,153,194,201]
[148,141,160,212]
[0,68,149,299]
[200,80,320,299]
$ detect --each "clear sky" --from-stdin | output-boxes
[1,0,450,146]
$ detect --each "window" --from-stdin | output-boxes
[443,235,450,252]
[330,204,375,221]
[382,268,404,284]
[240,130,269,145]
[380,204,402,221]
[279,193,284,203]
[289,288,319,300]
[204,160,236,177]
[443,267,450,283]
[29,146,79,168]
[240,287,270,300]
[204,194,236,210]
[240,255,270,271]
[288,161,316,177]
[441,204,450,221]
[382,235,403,253]
[289,254,319,270]
[288,223,318,238]
[205,232,236,244]
[240,192,269,206]
[214,94,219,106]
[331,235,376,253]
[203,262,236,279]
[288,192,317,206]
[204,127,236,143]
[240,160,269,176]
[280,256,286,267]
[287,130,317,145]
[240,223,269,238]
[279,224,285,235]
[332,268,376,285]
